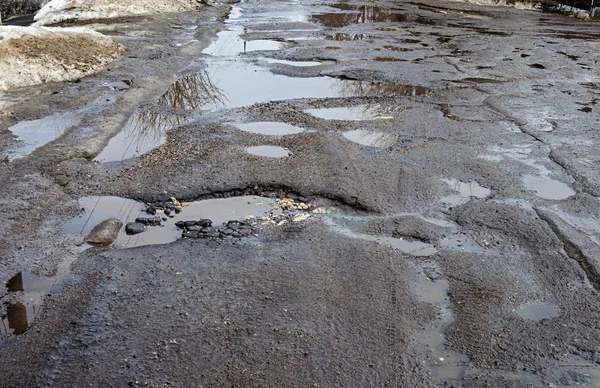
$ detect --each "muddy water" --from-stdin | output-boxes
[515,301,560,321]
[1,271,79,339]
[305,105,396,121]
[232,122,306,135]
[312,6,425,28]
[415,261,469,381]
[522,174,575,200]
[3,112,81,160]
[203,25,283,57]
[64,195,279,248]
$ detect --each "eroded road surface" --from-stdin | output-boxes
[1,0,600,386]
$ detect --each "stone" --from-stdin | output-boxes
[125,222,145,235]
[135,216,162,226]
[85,218,123,246]
[184,220,197,227]
[197,219,212,227]
[146,205,157,215]
[175,221,185,229]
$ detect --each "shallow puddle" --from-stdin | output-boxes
[244,145,291,158]
[64,195,279,248]
[515,302,560,321]
[305,105,396,121]
[159,71,227,110]
[324,218,438,257]
[312,6,423,28]
[522,174,575,200]
[3,112,81,160]
[440,178,491,206]
[415,260,469,380]
[1,271,78,339]
[263,58,323,67]
[343,130,401,148]
[203,25,283,56]
[95,109,187,162]
[232,122,306,136]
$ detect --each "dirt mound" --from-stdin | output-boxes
[0,26,122,90]
[34,0,205,26]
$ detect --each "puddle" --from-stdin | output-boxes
[522,174,575,200]
[439,236,483,253]
[159,71,227,110]
[515,302,560,321]
[305,104,400,121]
[1,271,79,339]
[244,145,291,158]
[312,6,426,28]
[440,178,491,206]
[263,58,323,67]
[415,261,469,380]
[203,25,283,56]
[64,195,279,248]
[324,217,438,257]
[3,112,81,160]
[95,109,187,162]
[232,122,306,136]
[458,77,505,84]
[343,130,401,148]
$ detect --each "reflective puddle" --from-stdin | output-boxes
[159,71,227,110]
[244,145,291,158]
[232,122,306,136]
[415,261,469,381]
[3,112,81,160]
[324,217,438,257]
[522,174,575,200]
[305,104,400,121]
[1,271,79,339]
[440,178,491,206]
[263,58,324,67]
[312,6,427,28]
[515,302,560,321]
[343,130,401,147]
[95,109,187,162]
[64,195,279,248]
[203,25,283,56]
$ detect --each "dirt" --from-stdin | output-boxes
[1,0,600,386]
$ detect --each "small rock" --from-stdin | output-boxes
[125,222,145,235]
[135,216,162,226]
[85,218,123,246]
[197,219,212,227]
[576,11,590,20]
[292,213,311,222]
[175,221,185,229]
[184,220,197,227]
[146,206,157,215]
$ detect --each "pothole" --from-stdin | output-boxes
[514,301,560,321]
[203,25,284,57]
[439,178,491,206]
[312,6,432,28]
[304,105,400,121]
[244,145,291,158]
[415,261,469,380]
[64,195,281,248]
[522,174,575,200]
[342,129,401,147]
[1,271,79,339]
[95,109,187,163]
[324,217,438,257]
[325,33,375,41]
[232,122,306,136]
[263,58,324,67]
[3,112,81,160]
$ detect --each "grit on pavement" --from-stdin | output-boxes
[1,0,600,386]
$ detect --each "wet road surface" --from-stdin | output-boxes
[1,0,600,386]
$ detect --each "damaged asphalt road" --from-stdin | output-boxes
[1,0,600,386]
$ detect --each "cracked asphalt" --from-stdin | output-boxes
[1,0,600,386]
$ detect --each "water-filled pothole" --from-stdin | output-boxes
[244,145,291,158]
[64,195,280,248]
[343,130,401,147]
[1,271,79,339]
[232,122,306,136]
[305,105,397,121]
[440,178,491,206]
[312,6,430,28]
[3,112,81,160]
[95,110,187,163]
[415,261,469,380]
[515,302,560,321]
[522,174,575,200]
[263,58,324,67]
[203,25,283,56]
[324,217,438,257]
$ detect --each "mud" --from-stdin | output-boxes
[1,0,600,386]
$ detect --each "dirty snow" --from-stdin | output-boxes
[34,0,204,26]
[0,26,122,90]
